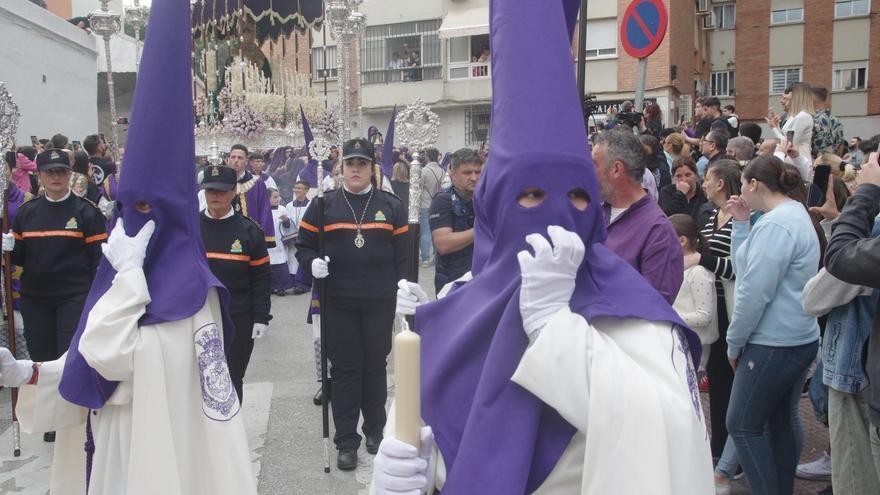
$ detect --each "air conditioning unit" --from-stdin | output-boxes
[702,11,716,30]
[696,0,710,14]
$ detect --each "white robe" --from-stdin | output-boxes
[269,205,290,266]
[380,276,714,494]
[16,269,257,495]
[283,199,310,275]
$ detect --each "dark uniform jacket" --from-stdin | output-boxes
[429,186,475,286]
[200,211,272,324]
[295,186,408,299]
[11,193,107,298]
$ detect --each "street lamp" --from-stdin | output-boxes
[125,1,149,70]
[89,0,123,160]
[326,0,366,143]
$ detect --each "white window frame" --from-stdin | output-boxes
[312,46,338,80]
[710,70,735,97]
[769,67,802,95]
[583,18,618,60]
[770,8,804,25]
[712,3,736,30]
[832,62,869,91]
[834,0,871,19]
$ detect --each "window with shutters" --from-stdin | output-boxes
[769,67,802,95]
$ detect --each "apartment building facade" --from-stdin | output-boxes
[704,0,879,138]
[311,0,878,151]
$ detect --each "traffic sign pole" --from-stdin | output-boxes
[620,0,667,115]
[634,58,648,113]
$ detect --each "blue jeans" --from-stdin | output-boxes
[726,340,819,495]
[715,435,740,479]
[419,208,433,262]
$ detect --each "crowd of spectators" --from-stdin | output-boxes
[591,82,878,495]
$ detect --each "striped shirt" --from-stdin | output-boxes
[699,208,735,297]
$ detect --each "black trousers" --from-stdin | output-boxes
[706,296,735,458]
[226,312,255,403]
[324,296,395,451]
[20,294,87,362]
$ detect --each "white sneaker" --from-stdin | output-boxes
[796,451,831,481]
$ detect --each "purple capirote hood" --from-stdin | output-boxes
[414,0,698,493]
[59,0,234,409]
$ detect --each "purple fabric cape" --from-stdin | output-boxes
[59,0,235,409]
[238,172,276,242]
[413,0,700,493]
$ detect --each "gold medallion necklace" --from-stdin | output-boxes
[341,186,374,248]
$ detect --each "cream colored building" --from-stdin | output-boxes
[703,0,879,139]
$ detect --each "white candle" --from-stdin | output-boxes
[394,321,421,448]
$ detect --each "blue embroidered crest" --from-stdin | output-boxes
[194,323,240,421]
[671,326,703,425]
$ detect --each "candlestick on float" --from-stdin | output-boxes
[392,98,440,449]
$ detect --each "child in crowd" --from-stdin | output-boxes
[268,188,294,295]
[285,181,311,295]
[670,214,718,378]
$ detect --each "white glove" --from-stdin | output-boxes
[396,279,429,316]
[373,426,434,495]
[1,231,14,252]
[252,323,269,339]
[101,219,155,273]
[311,256,330,279]
[517,226,585,339]
[0,348,33,387]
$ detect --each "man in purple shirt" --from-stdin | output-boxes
[592,130,683,304]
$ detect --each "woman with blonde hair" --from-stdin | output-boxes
[768,82,814,179]
[663,132,690,172]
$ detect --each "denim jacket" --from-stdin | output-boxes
[817,221,880,393]
[822,290,880,393]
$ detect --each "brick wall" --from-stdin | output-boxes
[869,1,880,114]
[802,0,833,96]
[734,0,771,120]
[667,0,697,96]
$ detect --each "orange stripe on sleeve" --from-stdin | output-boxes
[249,256,270,266]
[85,233,109,244]
[299,221,318,233]
[324,222,393,232]
[20,231,85,239]
[206,252,251,262]
[393,225,409,236]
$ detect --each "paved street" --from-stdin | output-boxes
[0,267,831,494]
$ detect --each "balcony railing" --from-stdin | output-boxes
[363,65,442,84]
[448,61,491,80]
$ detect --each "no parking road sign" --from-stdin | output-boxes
[620,0,668,59]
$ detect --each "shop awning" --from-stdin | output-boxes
[438,7,489,39]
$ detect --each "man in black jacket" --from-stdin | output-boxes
[295,137,408,471]
[199,165,272,403]
[825,149,880,475]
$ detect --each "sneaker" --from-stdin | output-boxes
[732,465,745,480]
[420,260,432,268]
[713,473,731,495]
[796,451,831,481]
[698,372,710,393]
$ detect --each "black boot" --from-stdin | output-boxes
[365,434,383,455]
[43,431,56,443]
[337,449,357,471]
